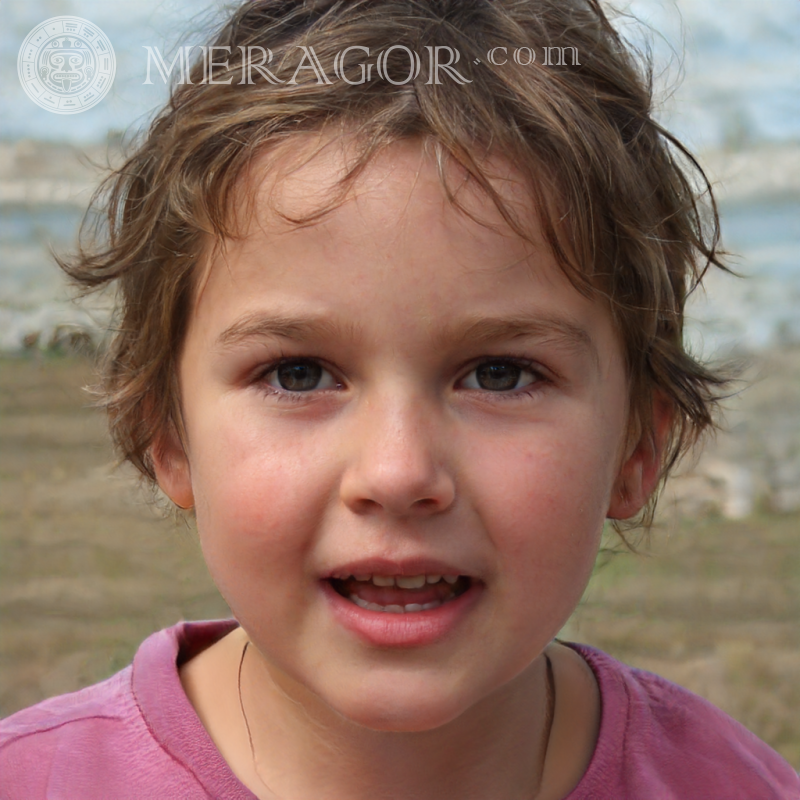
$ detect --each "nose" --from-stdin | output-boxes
[339,394,456,518]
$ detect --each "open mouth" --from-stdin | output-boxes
[328,573,472,613]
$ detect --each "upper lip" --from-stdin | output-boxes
[323,557,474,580]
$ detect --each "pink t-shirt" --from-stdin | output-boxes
[1,620,798,799]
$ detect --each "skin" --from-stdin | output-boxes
[155,137,665,799]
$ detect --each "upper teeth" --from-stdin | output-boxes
[337,574,459,587]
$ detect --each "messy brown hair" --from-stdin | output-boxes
[63,0,730,529]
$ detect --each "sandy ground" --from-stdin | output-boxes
[1,355,798,767]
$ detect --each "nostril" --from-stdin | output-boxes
[347,497,383,516]
[414,497,440,506]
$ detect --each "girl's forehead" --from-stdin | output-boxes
[238,135,537,243]
[194,136,549,307]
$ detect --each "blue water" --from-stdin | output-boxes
[685,198,800,354]
[626,0,800,149]
[0,1,224,143]
[1,0,798,352]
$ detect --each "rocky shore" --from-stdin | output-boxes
[662,345,800,519]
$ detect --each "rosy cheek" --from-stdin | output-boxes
[199,448,323,550]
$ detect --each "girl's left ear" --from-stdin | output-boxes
[151,426,194,511]
[607,398,672,520]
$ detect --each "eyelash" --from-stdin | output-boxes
[253,356,551,402]
[253,357,342,404]
[459,357,550,400]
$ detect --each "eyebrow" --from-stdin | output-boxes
[216,311,597,364]
[216,313,360,350]
[441,314,598,365]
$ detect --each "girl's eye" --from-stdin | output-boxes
[462,360,541,392]
[264,360,337,392]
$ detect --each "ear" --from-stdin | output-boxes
[607,397,672,520]
[151,426,194,510]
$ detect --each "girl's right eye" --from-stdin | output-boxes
[263,360,338,393]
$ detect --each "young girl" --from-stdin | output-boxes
[2,1,797,797]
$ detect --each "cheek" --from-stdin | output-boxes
[191,450,322,627]
[474,422,617,528]
[189,419,334,581]
[467,422,615,591]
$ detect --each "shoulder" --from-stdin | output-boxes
[0,664,174,799]
[565,643,800,800]
[0,620,249,800]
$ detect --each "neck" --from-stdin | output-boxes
[238,637,554,800]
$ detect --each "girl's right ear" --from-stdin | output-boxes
[151,428,194,510]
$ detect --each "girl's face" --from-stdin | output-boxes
[157,138,654,732]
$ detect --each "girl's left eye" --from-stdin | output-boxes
[461,360,543,392]
[263,360,338,392]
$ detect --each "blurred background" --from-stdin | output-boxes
[1,0,798,766]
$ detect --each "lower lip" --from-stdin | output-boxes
[321,580,483,648]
